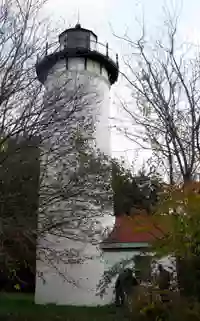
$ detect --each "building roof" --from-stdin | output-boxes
[102,212,164,245]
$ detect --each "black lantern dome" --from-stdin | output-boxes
[36,24,119,85]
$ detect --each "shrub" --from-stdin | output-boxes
[125,284,200,320]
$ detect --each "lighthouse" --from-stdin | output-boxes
[35,24,119,306]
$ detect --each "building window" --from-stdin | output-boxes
[134,255,152,282]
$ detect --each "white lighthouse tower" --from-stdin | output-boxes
[35,24,119,306]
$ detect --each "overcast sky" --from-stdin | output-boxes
[43,0,200,170]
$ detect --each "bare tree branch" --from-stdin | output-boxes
[115,12,200,184]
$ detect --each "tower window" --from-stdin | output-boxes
[64,36,67,48]
[67,31,90,49]
[100,64,102,75]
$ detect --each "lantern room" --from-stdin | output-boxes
[59,23,98,51]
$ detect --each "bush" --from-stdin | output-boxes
[126,284,200,321]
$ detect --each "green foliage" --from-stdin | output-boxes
[127,285,200,321]
[112,160,161,215]
[112,160,138,214]
[152,182,200,300]
[0,136,39,288]
[153,183,200,258]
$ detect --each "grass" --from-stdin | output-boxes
[0,293,129,321]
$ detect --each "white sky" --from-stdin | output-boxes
[42,0,200,170]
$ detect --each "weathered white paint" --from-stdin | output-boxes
[35,51,114,306]
[35,212,116,306]
[43,59,111,155]
[35,236,106,305]
[68,57,84,71]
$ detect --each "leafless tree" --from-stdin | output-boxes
[115,11,200,185]
[97,10,200,297]
[0,0,114,288]
[0,0,49,286]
